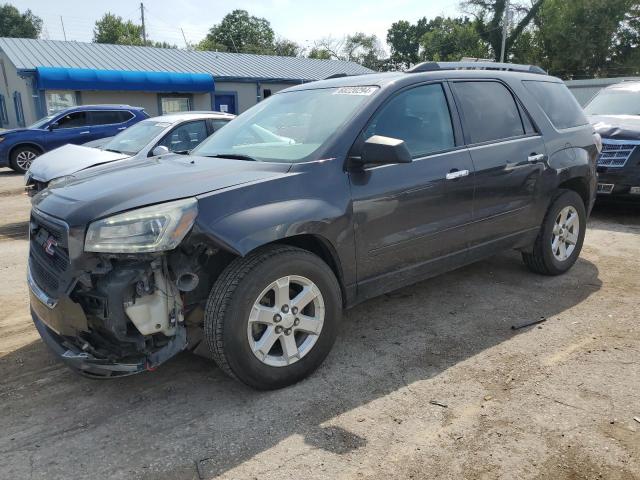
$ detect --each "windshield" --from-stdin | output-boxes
[191,86,379,162]
[101,120,169,155]
[28,115,56,129]
[585,89,640,116]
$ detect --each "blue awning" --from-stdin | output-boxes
[36,67,215,93]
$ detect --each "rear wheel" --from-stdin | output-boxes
[10,145,41,173]
[204,245,342,390]
[522,189,586,275]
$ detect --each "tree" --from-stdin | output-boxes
[274,38,302,57]
[312,33,387,70]
[387,20,420,69]
[198,10,275,54]
[419,16,490,61]
[93,13,145,46]
[534,0,640,78]
[0,3,42,38]
[463,0,544,61]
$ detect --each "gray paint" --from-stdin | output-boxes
[565,77,640,106]
[0,37,373,82]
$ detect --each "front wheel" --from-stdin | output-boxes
[204,245,342,390]
[10,145,41,173]
[522,189,586,275]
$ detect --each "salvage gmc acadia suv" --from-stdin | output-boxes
[28,62,598,389]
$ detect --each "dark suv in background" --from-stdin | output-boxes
[584,81,640,200]
[28,62,598,389]
[0,104,148,173]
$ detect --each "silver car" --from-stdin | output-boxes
[25,111,234,195]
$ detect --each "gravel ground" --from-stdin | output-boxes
[0,168,638,480]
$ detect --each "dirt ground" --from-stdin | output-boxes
[0,167,638,480]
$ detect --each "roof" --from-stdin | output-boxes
[0,37,373,82]
[63,104,145,111]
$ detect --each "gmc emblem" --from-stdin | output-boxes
[44,236,57,256]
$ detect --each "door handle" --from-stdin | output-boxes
[79,131,90,134]
[528,153,546,163]
[117,127,126,130]
[445,169,469,180]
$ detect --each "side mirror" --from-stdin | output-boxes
[151,145,170,157]
[48,122,59,131]
[360,135,412,166]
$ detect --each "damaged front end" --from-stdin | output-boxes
[28,198,218,378]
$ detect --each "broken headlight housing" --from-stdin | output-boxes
[85,198,198,253]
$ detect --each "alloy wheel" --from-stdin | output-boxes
[16,150,37,170]
[247,275,325,367]
[551,205,580,261]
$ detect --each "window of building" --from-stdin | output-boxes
[45,90,77,114]
[54,111,88,129]
[263,89,272,99]
[158,120,208,152]
[160,96,191,114]
[525,80,588,130]
[364,83,455,158]
[0,94,8,126]
[452,81,525,144]
[89,110,133,126]
[13,91,24,127]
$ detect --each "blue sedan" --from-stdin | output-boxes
[0,104,149,173]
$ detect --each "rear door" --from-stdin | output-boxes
[349,82,475,296]
[450,80,547,249]
[88,110,134,140]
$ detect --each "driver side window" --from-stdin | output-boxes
[158,121,208,152]
[365,83,455,158]
[55,112,87,129]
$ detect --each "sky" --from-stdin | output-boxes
[17,0,461,52]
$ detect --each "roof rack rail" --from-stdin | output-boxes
[325,73,350,79]
[407,61,547,75]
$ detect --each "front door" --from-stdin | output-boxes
[450,80,547,247]
[45,111,91,149]
[214,94,237,115]
[349,82,475,298]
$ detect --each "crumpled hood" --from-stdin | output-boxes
[32,154,291,226]
[589,115,640,141]
[28,144,130,182]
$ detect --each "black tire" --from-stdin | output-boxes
[10,145,41,173]
[522,189,586,275]
[204,245,342,390]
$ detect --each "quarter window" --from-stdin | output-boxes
[452,81,525,144]
[524,80,588,129]
[159,120,208,152]
[364,83,455,158]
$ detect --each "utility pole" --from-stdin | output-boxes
[60,16,67,41]
[500,0,509,63]
[140,3,147,44]
[181,28,189,49]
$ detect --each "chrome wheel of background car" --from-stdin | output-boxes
[15,150,37,170]
[551,205,580,261]
[247,275,325,367]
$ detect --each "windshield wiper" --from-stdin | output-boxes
[203,153,258,161]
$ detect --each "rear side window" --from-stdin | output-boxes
[364,83,455,158]
[523,81,588,130]
[208,119,230,132]
[452,81,525,144]
[90,110,131,126]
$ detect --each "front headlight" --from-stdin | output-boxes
[0,137,5,143]
[48,175,74,188]
[84,198,198,253]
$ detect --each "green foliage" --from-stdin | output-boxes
[420,17,490,61]
[274,38,301,57]
[387,20,420,69]
[535,0,640,78]
[308,48,331,60]
[198,10,275,54]
[93,12,145,46]
[0,3,42,38]
[311,33,388,69]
